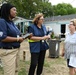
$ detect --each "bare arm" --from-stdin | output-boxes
[2,36,24,42]
[30,35,50,41]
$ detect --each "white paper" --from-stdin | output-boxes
[69,54,76,67]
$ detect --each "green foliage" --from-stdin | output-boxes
[38,2,53,17]
[1,1,76,18]
[53,3,76,16]
[51,32,55,39]
[1,0,53,18]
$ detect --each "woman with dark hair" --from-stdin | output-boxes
[0,3,24,75]
[28,13,50,75]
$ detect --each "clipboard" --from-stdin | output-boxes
[69,54,76,68]
[22,33,32,39]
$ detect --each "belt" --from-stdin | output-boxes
[0,47,19,49]
[28,39,40,42]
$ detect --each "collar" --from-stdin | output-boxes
[74,31,76,34]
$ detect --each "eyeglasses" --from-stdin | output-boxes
[69,24,73,25]
[39,18,44,20]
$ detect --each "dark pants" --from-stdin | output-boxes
[28,50,46,75]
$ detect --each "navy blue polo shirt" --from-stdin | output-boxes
[0,19,21,48]
[28,24,49,53]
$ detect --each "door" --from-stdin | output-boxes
[61,24,66,38]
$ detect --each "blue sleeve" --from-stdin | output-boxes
[28,26,34,35]
[42,25,47,35]
[0,19,7,41]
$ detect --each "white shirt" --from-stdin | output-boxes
[64,31,76,59]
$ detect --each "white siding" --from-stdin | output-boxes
[66,24,69,33]
[44,20,70,37]
[45,23,60,36]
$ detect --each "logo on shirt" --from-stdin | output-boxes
[0,32,3,37]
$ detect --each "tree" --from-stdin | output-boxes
[1,0,53,18]
[38,1,53,17]
[1,1,76,18]
[53,3,76,16]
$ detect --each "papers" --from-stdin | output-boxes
[22,33,32,39]
[69,54,76,67]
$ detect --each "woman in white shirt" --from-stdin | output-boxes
[62,19,76,75]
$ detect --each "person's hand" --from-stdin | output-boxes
[43,35,50,40]
[47,35,51,39]
[18,37,24,42]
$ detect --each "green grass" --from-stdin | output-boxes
[44,61,50,67]
[18,60,29,75]
[18,68,27,75]
[0,66,4,75]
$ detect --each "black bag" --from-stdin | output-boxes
[40,40,49,50]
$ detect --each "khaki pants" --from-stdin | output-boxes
[0,48,20,75]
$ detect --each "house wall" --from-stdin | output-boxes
[44,22,60,36]
[65,24,69,33]
[44,20,70,36]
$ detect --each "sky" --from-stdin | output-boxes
[49,0,76,7]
